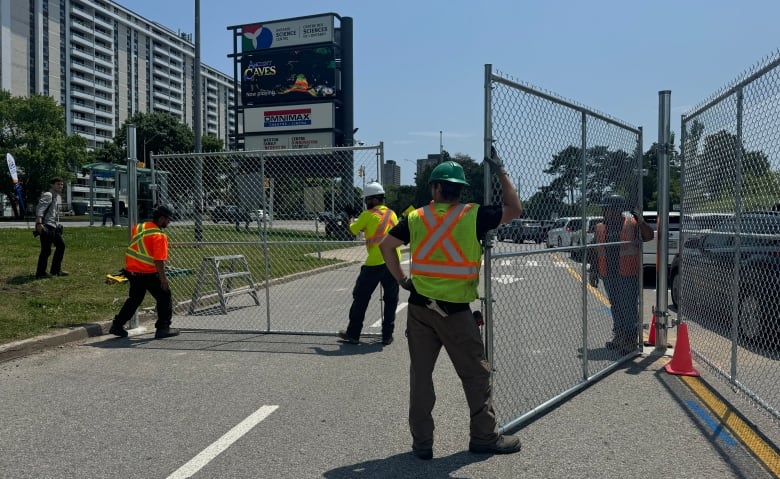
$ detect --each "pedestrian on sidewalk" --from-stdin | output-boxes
[109,204,179,340]
[338,182,400,346]
[102,195,118,226]
[34,177,68,279]
[379,148,524,459]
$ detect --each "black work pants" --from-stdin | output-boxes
[114,272,173,330]
[36,229,65,277]
[346,264,399,339]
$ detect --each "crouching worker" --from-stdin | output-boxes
[109,205,179,339]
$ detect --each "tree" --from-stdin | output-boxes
[114,111,195,164]
[0,91,89,217]
[201,135,225,153]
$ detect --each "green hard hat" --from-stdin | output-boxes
[428,161,469,185]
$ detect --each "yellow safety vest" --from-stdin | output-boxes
[351,205,399,266]
[409,202,482,303]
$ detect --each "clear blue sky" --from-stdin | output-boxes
[126,0,779,185]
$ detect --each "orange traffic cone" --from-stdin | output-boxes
[644,308,657,346]
[664,322,700,376]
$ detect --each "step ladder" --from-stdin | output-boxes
[189,255,260,314]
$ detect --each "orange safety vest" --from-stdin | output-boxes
[125,222,167,273]
[364,207,397,248]
[594,217,640,277]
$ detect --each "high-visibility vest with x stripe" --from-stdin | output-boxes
[408,202,482,303]
[351,205,399,266]
[125,222,167,273]
[594,217,640,277]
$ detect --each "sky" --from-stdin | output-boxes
[124,0,780,186]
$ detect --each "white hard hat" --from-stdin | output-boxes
[363,182,385,198]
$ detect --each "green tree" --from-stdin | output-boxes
[0,91,89,217]
[201,134,225,153]
[384,184,418,215]
[113,111,195,164]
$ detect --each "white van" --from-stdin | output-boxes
[642,211,680,269]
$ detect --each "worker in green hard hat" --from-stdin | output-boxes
[379,148,524,459]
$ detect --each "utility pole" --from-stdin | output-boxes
[439,130,443,161]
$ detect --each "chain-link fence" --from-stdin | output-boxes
[484,66,644,431]
[149,145,388,336]
[679,50,780,421]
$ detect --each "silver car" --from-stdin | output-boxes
[546,217,580,248]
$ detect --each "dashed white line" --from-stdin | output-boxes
[167,405,279,479]
[370,301,408,328]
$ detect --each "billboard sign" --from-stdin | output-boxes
[241,15,335,51]
[243,102,335,133]
[241,46,338,107]
[245,132,333,151]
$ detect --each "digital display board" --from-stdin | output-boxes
[241,46,338,107]
[240,15,335,51]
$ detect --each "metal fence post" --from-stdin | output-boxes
[655,91,671,351]
[127,125,139,330]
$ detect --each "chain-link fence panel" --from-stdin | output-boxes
[485,66,643,431]
[679,50,780,422]
[150,145,389,336]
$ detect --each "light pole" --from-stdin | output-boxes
[142,132,161,167]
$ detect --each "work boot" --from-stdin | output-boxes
[606,336,637,353]
[469,435,522,455]
[155,328,180,339]
[35,273,53,279]
[53,271,70,277]
[411,446,433,460]
[337,330,359,344]
[108,322,128,338]
[381,336,394,346]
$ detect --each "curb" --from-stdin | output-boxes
[0,321,112,363]
[0,317,156,363]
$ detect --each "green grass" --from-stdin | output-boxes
[0,225,346,344]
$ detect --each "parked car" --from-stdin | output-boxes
[317,211,352,240]
[641,211,682,269]
[496,219,523,242]
[546,217,581,248]
[250,209,268,222]
[669,212,780,343]
[496,219,545,243]
[570,216,603,260]
[211,205,250,224]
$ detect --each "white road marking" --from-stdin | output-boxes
[167,405,279,479]
[495,274,521,284]
[370,301,408,328]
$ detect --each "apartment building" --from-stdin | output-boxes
[0,0,237,150]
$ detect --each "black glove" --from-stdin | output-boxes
[484,145,507,176]
[399,277,413,291]
[630,207,641,221]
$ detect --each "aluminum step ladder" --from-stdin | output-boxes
[189,255,260,314]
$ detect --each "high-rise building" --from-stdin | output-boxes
[383,160,401,187]
[416,154,442,180]
[0,0,236,151]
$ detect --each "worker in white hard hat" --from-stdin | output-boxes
[338,181,401,346]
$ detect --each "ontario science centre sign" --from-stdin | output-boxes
[229,13,352,152]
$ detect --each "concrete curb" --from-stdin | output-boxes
[0,317,157,363]
[0,321,113,363]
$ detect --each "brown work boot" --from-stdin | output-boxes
[469,435,522,455]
